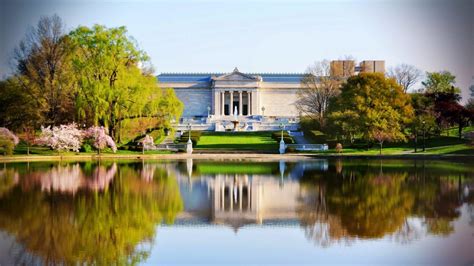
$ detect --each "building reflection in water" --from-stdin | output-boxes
[174,159,331,231]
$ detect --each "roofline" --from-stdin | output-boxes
[157,72,306,76]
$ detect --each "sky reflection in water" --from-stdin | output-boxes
[0,159,473,265]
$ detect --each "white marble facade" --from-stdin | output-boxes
[158,68,303,119]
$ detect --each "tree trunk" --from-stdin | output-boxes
[379,142,382,155]
[414,133,418,153]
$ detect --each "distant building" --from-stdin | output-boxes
[158,60,384,131]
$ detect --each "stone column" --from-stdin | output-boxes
[239,183,243,211]
[214,91,219,115]
[247,91,252,115]
[221,183,225,210]
[238,91,243,116]
[221,92,225,116]
[229,91,234,116]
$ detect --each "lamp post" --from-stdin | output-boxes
[207,105,211,118]
[261,106,265,116]
[186,123,193,154]
[414,124,418,153]
[422,120,426,152]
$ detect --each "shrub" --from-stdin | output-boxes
[0,128,19,155]
[0,139,14,155]
[310,131,327,143]
[178,131,201,147]
[272,131,294,144]
[80,143,93,153]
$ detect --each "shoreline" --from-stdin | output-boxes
[1,152,474,162]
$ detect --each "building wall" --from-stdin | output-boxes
[174,88,212,117]
[259,88,299,117]
[360,60,385,73]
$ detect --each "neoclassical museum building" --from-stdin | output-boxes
[157,60,384,131]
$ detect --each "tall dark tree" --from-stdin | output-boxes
[0,78,41,130]
[14,14,76,125]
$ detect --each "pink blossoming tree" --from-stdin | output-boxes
[84,126,117,154]
[38,123,84,152]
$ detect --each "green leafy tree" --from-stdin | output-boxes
[69,25,182,141]
[328,73,414,149]
[422,71,460,94]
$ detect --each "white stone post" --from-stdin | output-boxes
[279,139,286,154]
[279,123,286,154]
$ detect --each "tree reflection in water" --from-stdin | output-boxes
[0,162,183,265]
[297,159,471,246]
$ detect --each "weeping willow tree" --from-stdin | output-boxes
[69,25,183,142]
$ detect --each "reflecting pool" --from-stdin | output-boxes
[0,159,473,265]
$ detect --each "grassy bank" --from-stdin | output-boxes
[305,142,474,156]
[4,143,172,157]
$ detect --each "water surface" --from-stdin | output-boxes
[0,159,473,265]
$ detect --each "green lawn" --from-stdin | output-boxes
[195,131,278,150]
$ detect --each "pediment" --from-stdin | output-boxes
[212,68,261,81]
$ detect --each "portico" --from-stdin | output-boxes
[214,90,254,116]
[212,68,261,117]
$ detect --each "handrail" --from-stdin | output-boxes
[286,144,328,151]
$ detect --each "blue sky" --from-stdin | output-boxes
[1,0,472,100]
